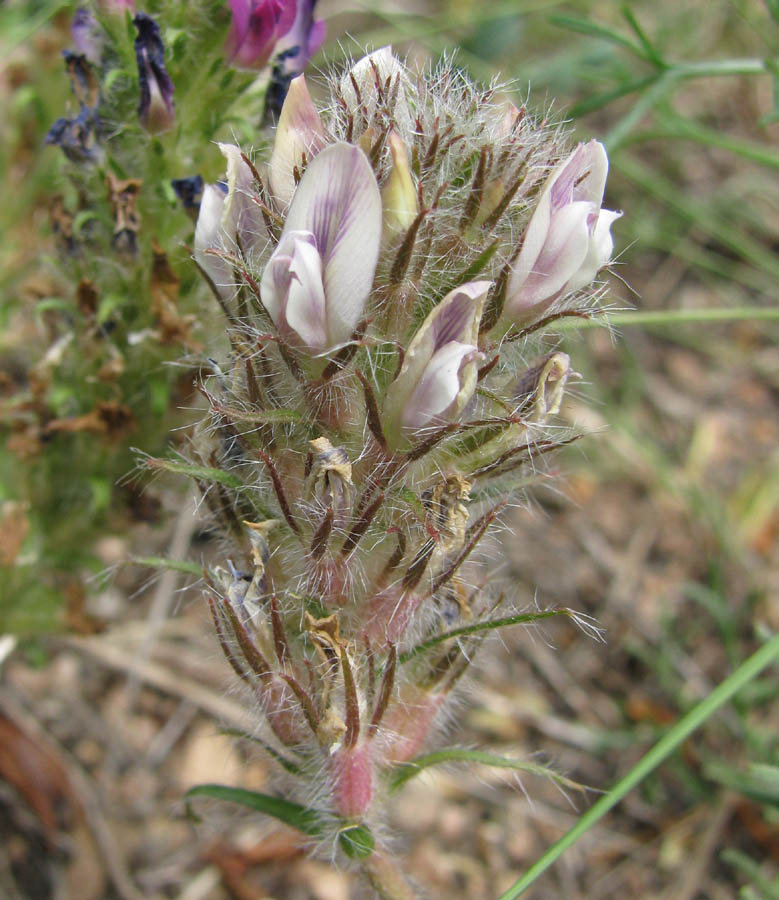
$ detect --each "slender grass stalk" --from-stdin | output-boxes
[497,633,779,899]
[556,307,779,330]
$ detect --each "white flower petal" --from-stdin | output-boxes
[269,75,327,209]
[194,183,233,296]
[565,208,622,293]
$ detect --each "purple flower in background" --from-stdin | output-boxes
[262,1,326,122]
[71,8,102,64]
[502,140,621,325]
[274,0,325,74]
[383,282,491,439]
[133,13,175,133]
[226,0,297,70]
[260,142,381,355]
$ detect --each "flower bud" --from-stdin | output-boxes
[133,13,175,133]
[340,46,409,130]
[268,74,327,208]
[380,687,445,764]
[382,132,418,239]
[502,140,621,326]
[383,281,491,442]
[261,143,381,355]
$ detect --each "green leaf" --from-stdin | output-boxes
[388,749,588,795]
[72,210,100,237]
[97,293,125,325]
[186,784,324,835]
[338,824,375,859]
[548,15,647,60]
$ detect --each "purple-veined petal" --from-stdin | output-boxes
[512,200,593,308]
[383,281,491,442]
[282,142,381,347]
[403,342,481,429]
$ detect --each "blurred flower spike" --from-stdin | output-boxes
[502,140,621,326]
[133,13,175,133]
[226,0,297,70]
[260,142,381,356]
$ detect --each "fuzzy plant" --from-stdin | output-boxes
[175,46,621,897]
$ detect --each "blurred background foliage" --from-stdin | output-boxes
[0,0,777,897]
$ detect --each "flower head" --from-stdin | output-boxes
[502,140,621,325]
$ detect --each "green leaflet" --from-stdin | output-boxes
[186,784,324,835]
[388,748,588,795]
[185,784,375,859]
[142,457,244,490]
[399,608,595,665]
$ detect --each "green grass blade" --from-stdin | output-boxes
[496,633,779,900]
[553,307,779,331]
[548,15,649,60]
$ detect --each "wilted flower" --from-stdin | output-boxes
[260,142,381,355]
[225,0,297,70]
[45,106,101,164]
[171,175,204,216]
[502,140,621,325]
[383,282,490,440]
[381,132,418,239]
[133,13,175,133]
